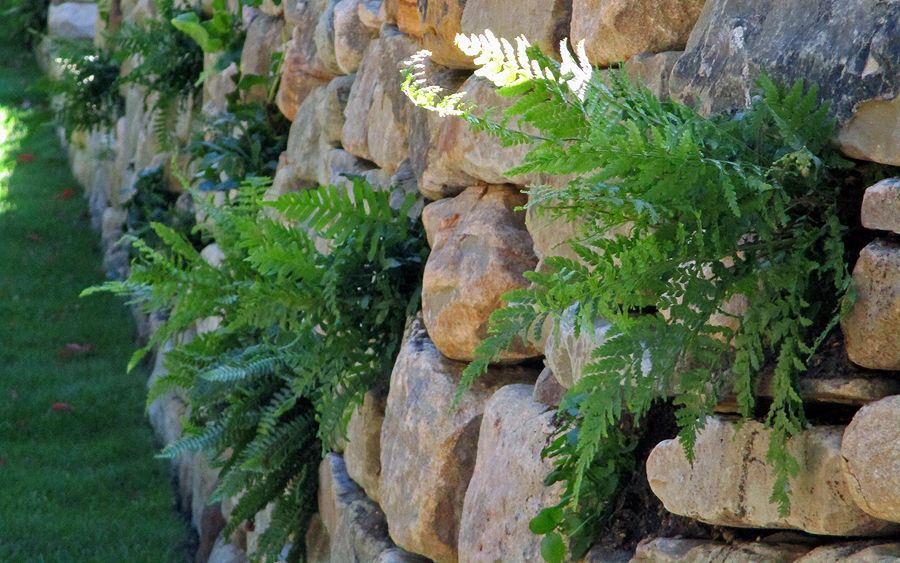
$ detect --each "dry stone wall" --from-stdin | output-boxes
[46,0,899,561]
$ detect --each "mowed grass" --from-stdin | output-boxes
[0,36,191,561]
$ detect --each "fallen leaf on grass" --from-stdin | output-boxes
[26,232,42,242]
[55,188,76,200]
[57,342,94,360]
[16,153,34,163]
[50,402,74,412]
[0,458,6,467]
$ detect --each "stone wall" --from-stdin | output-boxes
[45,0,899,561]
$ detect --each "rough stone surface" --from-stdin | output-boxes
[669,0,900,166]
[374,548,431,562]
[797,541,900,562]
[571,0,704,67]
[861,178,900,234]
[421,185,540,362]
[460,0,572,58]
[48,2,98,39]
[380,319,536,562]
[459,385,561,563]
[341,28,419,175]
[418,0,473,68]
[842,239,900,370]
[333,0,376,74]
[306,514,331,563]
[647,417,899,536]
[533,366,567,407]
[624,51,682,100]
[344,387,386,504]
[841,395,900,524]
[239,14,284,101]
[319,453,396,561]
[314,0,342,76]
[358,0,385,31]
[276,3,333,120]
[543,304,617,389]
[632,538,811,562]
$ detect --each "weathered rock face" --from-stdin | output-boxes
[333,0,376,74]
[421,185,540,362]
[239,14,285,101]
[341,28,419,175]
[571,0,704,67]
[344,388,386,504]
[382,0,423,37]
[841,239,900,370]
[460,0,572,58]
[533,366,567,407]
[418,0,472,69]
[797,541,900,562]
[632,537,812,562]
[861,178,900,234]
[48,2,98,39]
[542,304,616,389]
[841,395,900,524]
[458,384,562,563]
[379,319,536,562]
[276,2,333,120]
[669,0,900,165]
[647,417,898,536]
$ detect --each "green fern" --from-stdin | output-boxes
[405,34,854,559]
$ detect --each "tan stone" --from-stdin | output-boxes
[632,538,812,562]
[571,0,704,67]
[836,97,900,166]
[796,541,900,562]
[379,319,536,562]
[383,0,424,38]
[333,0,376,74]
[239,14,285,101]
[422,185,540,362]
[419,0,474,68]
[357,0,384,30]
[459,385,562,563]
[276,4,333,120]
[542,304,616,388]
[842,239,900,370]
[460,0,572,58]
[341,28,420,175]
[646,417,899,536]
[306,513,330,563]
[861,178,900,234]
[344,388,386,504]
[841,395,900,524]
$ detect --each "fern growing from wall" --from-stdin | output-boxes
[404,33,853,560]
[84,177,427,561]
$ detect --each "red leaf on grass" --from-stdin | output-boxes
[26,232,42,242]
[57,342,94,360]
[50,402,74,412]
[16,153,34,163]
[0,458,6,467]
[55,188,76,200]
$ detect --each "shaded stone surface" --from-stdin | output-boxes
[841,239,900,370]
[533,366,567,407]
[239,14,284,101]
[571,0,704,67]
[421,185,540,362]
[861,178,900,234]
[632,537,812,562]
[646,417,898,536]
[48,2,98,39]
[542,304,616,389]
[333,0,376,74]
[669,0,900,166]
[379,318,536,562]
[459,384,561,563]
[797,541,900,562]
[344,388,387,504]
[841,395,900,524]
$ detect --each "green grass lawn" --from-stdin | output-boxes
[0,37,191,562]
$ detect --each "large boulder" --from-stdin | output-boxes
[458,385,562,562]
[841,395,900,524]
[341,28,420,175]
[379,319,536,562]
[460,0,573,59]
[571,0,704,67]
[646,417,899,536]
[841,239,900,370]
[421,185,540,362]
[668,0,900,166]
[47,2,97,39]
[861,178,900,234]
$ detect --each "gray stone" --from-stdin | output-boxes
[314,0,342,76]
[458,385,562,563]
[861,178,900,234]
[379,318,536,562]
[543,304,618,389]
[842,239,900,370]
[646,416,899,536]
[533,366,567,407]
[374,547,431,562]
[421,185,540,362]
[669,0,900,166]
[208,534,248,563]
[841,395,900,524]
[47,2,98,39]
[571,0,704,67]
[632,537,812,562]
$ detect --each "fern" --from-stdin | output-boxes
[405,34,854,559]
